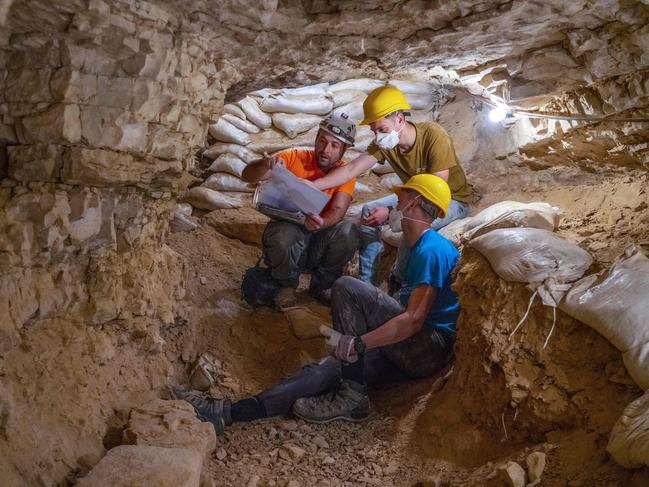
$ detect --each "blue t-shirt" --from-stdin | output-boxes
[398,230,461,332]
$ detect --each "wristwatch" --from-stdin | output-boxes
[353,336,367,355]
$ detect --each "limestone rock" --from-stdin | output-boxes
[204,207,269,245]
[497,461,526,487]
[75,445,202,487]
[122,399,216,458]
[18,104,81,144]
[525,452,546,485]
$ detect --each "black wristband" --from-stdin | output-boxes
[354,336,367,355]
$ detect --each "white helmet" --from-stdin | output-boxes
[319,112,356,145]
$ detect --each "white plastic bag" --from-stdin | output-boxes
[260,94,333,115]
[222,103,246,119]
[469,228,593,286]
[332,89,365,108]
[171,212,199,232]
[272,113,322,139]
[184,187,246,210]
[607,390,649,468]
[208,118,250,145]
[203,143,261,163]
[330,78,385,93]
[560,246,649,354]
[206,153,247,177]
[352,125,375,151]
[238,97,272,129]
[221,113,260,134]
[439,201,562,247]
[203,173,254,193]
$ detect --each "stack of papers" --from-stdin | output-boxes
[254,165,330,224]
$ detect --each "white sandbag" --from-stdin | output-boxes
[439,201,562,247]
[272,113,322,139]
[203,143,261,163]
[208,118,250,145]
[248,127,318,154]
[381,226,402,248]
[184,186,246,210]
[380,173,401,189]
[221,113,261,134]
[355,182,373,193]
[238,97,272,129]
[203,173,254,193]
[372,162,394,174]
[623,343,649,390]
[281,83,330,97]
[260,94,333,115]
[469,228,593,286]
[222,103,246,119]
[333,101,365,123]
[206,153,247,177]
[607,390,649,468]
[171,212,199,233]
[560,245,649,354]
[248,88,279,98]
[353,125,375,152]
[388,80,436,95]
[176,203,193,216]
[332,89,365,108]
[330,78,385,93]
[405,93,436,110]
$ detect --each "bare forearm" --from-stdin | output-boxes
[314,154,376,190]
[320,206,347,228]
[361,312,422,349]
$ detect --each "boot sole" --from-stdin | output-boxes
[292,409,370,424]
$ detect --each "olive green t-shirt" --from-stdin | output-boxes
[367,121,472,204]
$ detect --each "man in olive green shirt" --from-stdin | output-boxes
[313,85,471,286]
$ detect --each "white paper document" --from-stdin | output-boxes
[256,165,330,216]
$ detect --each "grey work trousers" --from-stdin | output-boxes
[262,219,359,292]
[257,276,455,417]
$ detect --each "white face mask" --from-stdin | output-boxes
[375,121,404,150]
[388,198,434,233]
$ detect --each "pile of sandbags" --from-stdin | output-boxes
[608,389,649,468]
[190,77,447,215]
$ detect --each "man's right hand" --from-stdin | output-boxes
[362,206,390,227]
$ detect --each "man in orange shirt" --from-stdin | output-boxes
[242,113,359,307]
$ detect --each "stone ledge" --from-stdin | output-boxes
[75,445,202,487]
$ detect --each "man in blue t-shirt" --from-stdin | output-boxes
[172,175,461,431]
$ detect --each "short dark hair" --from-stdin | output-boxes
[387,110,409,120]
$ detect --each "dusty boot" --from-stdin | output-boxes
[170,385,232,434]
[292,380,370,423]
[276,287,297,308]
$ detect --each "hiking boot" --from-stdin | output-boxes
[276,287,297,308]
[292,380,370,424]
[170,385,232,434]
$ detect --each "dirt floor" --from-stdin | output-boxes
[165,167,649,487]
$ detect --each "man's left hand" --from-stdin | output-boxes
[305,213,325,232]
[319,325,358,363]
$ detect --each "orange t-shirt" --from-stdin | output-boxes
[278,149,356,214]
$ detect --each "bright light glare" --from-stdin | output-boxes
[488,106,507,123]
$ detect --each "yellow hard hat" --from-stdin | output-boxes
[361,85,411,125]
[394,174,451,218]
